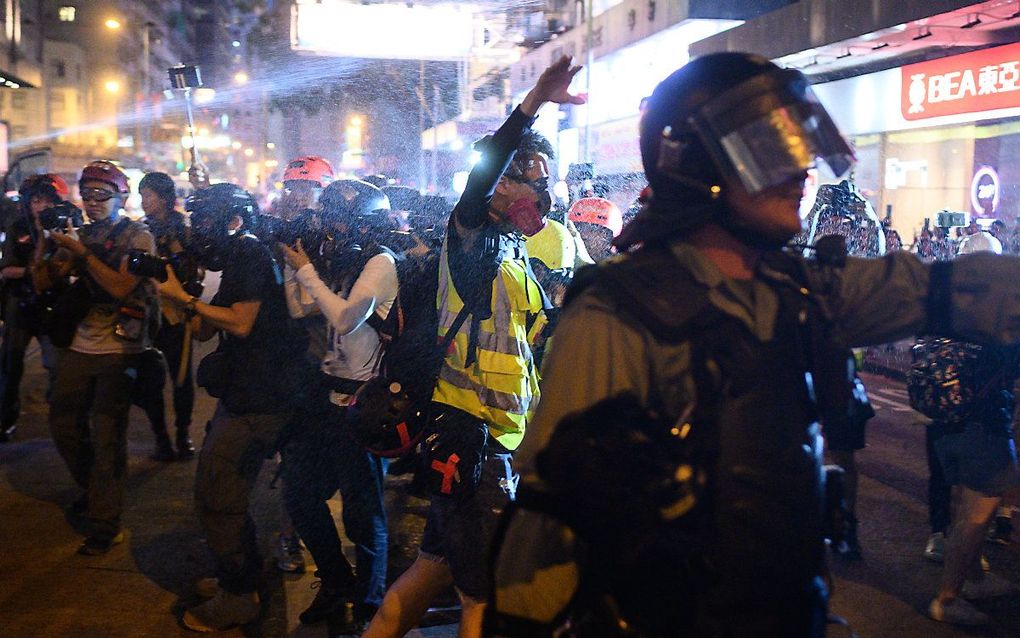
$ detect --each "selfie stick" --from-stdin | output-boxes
[168,65,203,172]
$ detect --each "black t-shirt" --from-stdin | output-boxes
[213,233,307,413]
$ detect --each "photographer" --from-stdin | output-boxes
[276,179,396,632]
[0,175,69,442]
[155,183,308,633]
[35,161,158,556]
[134,171,201,461]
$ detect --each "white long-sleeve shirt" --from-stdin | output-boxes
[284,252,398,396]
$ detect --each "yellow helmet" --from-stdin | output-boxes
[526,219,576,272]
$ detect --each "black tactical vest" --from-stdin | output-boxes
[580,245,834,635]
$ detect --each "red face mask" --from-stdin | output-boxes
[505,197,547,236]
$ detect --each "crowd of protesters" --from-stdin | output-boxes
[1,53,1019,637]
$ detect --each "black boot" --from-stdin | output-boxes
[176,425,195,460]
[150,429,176,462]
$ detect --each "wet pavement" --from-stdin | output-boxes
[1,340,1019,638]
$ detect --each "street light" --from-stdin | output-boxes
[104,79,121,93]
[104,18,122,30]
[233,71,249,86]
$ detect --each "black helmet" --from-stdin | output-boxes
[382,185,421,213]
[185,183,258,228]
[619,52,854,248]
[185,184,258,270]
[320,179,391,228]
[347,377,426,458]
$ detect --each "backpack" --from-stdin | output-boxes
[348,246,449,457]
[907,337,988,423]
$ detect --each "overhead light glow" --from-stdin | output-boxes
[234,71,249,85]
[104,18,122,30]
[104,79,121,93]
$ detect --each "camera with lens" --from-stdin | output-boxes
[126,249,205,298]
[257,210,326,254]
[38,201,84,231]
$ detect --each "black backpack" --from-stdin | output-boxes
[348,247,448,457]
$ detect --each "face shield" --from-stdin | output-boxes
[679,68,854,196]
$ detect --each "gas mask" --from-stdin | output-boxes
[187,212,231,272]
[504,176,551,237]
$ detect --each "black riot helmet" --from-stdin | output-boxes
[320,178,392,231]
[619,52,854,249]
[184,183,259,270]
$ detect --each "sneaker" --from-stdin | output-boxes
[832,517,862,560]
[195,577,220,599]
[924,532,944,563]
[961,572,1016,600]
[77,531,125,556]
[928,597,989,626]
[177,429,196,460]
[182,588,260,632]
[299,581,352,625]
[0,424,16,442]
[274,533,306,574]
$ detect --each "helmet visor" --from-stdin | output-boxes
[693,69,854,195]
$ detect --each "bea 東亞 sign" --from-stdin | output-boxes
[902,42,1020,121]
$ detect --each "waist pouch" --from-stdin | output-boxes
[422,405,489,500]
[196,350,228,398]
[41,278,93,348]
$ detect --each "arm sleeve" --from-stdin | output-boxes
[283,265,317,319]
[516,292,654,473]
[835,251,1020,347]
[295,253,398,336]
[452,106,537,230]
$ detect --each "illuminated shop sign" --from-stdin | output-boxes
[902,42,1020,121]
[970,165,1000,217]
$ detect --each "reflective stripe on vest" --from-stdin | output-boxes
[432,239,543,450]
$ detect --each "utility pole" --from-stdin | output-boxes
[432,84,440,193]
[583,0,594,162]
[418,60,426,192]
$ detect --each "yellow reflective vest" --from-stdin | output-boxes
[432,239,546,451]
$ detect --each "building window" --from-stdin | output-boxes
[50,60,66,78]
[58,6,76,22]
[11,92,26,110]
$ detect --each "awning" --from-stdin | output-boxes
[0,69,35,89]
[690,0,1020,80]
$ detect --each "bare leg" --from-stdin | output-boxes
[457,593,486,638]
[937,486,1002,602]
[363,556,454,638]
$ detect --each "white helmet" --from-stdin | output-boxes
[957,230,1002,255]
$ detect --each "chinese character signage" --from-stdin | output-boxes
[902,43,1020,121]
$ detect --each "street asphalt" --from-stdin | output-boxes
[1,328,1018,638]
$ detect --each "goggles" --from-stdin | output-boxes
[661,68,854,195]
[80,187,117,203]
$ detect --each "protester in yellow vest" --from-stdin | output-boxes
[362,55,586,638]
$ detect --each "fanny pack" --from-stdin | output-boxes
[422,406,489,500]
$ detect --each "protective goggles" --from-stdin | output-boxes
[661,68,854,195]
[80,187,117,203]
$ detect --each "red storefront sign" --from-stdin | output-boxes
[901,42,1020,121]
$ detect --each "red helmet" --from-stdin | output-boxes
[79,160,129,194]
[283,156,334,187]
[20,173,70,200]
[569,197,623,237]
